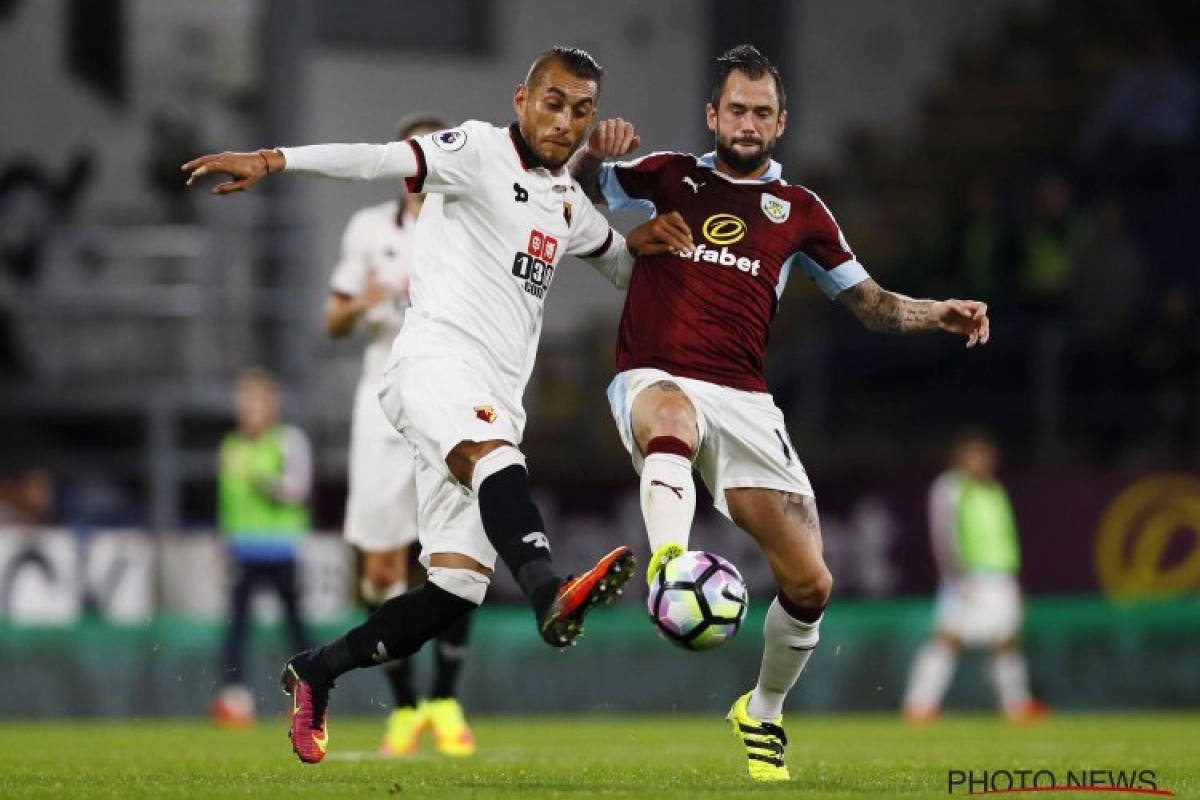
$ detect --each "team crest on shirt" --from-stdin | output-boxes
[563,200,573,228]
[761,193,791,224]
[433,128,467,151]
[473,405,497,424]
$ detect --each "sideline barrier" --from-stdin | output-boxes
[1,598,1195,718]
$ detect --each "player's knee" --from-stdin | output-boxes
[640,397,698,446]
[427,566,491,606]
[362,559,404,590]
[360,574,406,604]
[780,565,833,612]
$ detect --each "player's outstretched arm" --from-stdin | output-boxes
[570,118,640,205]
[184,142,420,194]
[182,149,283,195]
[837,278,990,347]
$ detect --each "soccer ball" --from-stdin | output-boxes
[647,550,748,651]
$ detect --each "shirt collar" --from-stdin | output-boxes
[508,122,550,172]
[697,151,783,183]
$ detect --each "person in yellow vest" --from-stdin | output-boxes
[902,427,1046,723]
[211,367,313,727]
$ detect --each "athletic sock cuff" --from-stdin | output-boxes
[471,445,526,494]
[646,435,694,460]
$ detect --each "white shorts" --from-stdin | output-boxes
[378,356,510,569]
[935,575,1022,645]
[606,368,813,519]
[342,434,419,553]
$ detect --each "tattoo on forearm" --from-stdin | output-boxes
[840,280,936,335]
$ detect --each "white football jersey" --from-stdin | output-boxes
[329,199,415,440]
[390,120,619,429]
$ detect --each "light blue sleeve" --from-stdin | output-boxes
[599,164,657,215]
[797,255,871,300]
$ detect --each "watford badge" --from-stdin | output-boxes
[474,406,497,424]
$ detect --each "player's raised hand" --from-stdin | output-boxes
[585,118,641,160]
[182,149,282,195]
[937,299,990,347]
[627,211,693,258]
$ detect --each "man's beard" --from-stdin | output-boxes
[715,137,773,174]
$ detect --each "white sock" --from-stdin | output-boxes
[640,452,695,553]
[990,650,1032,712]
[903,640,957,713]
[747,598,821,722]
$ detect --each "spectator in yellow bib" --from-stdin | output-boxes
[212,367,313,727]
[902,427,1046,724]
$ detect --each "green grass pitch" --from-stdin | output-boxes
[0,714,1195,799]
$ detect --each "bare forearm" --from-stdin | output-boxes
[568,150,607,205]
[839,279,943,335]
[868,292,942,334]
[324,295,366,338]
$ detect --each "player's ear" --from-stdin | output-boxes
[777,108,788,137]
[513,83,527,117]
[705,102,717,132]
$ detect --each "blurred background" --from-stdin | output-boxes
[0,0,1197,720]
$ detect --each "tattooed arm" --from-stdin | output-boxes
[837,278,991,347]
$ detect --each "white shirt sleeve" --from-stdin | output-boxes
[329,209,371,296]
[581,232,634,290]
[406,122,486,196]
[279,142,419,181]
[928,471,963,578]
[266,425,313,504]
[567,188,629,288]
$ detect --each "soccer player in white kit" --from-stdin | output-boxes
[184,46,693,765]
[325,112,478,757]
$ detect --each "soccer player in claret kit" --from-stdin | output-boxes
[184,46,691,765]
[571,44,991,781]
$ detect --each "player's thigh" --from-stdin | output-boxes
[607,369,708,472]
[344,435,419,553]
[725,487,828,590]
[379,356,521,484]
[630,382,701,451]
[691,386,811,519]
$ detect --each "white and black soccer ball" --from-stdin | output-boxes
[647,550,748,651]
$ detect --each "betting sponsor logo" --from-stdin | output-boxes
[701,213,746,245]
[761,193,791,223]
[677,243,761,276]
[433,128,467,151]
[511,230,558,299]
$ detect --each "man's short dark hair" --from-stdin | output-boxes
[525,46,604,90]
[710,44,786,111]
[394,111,455,142]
